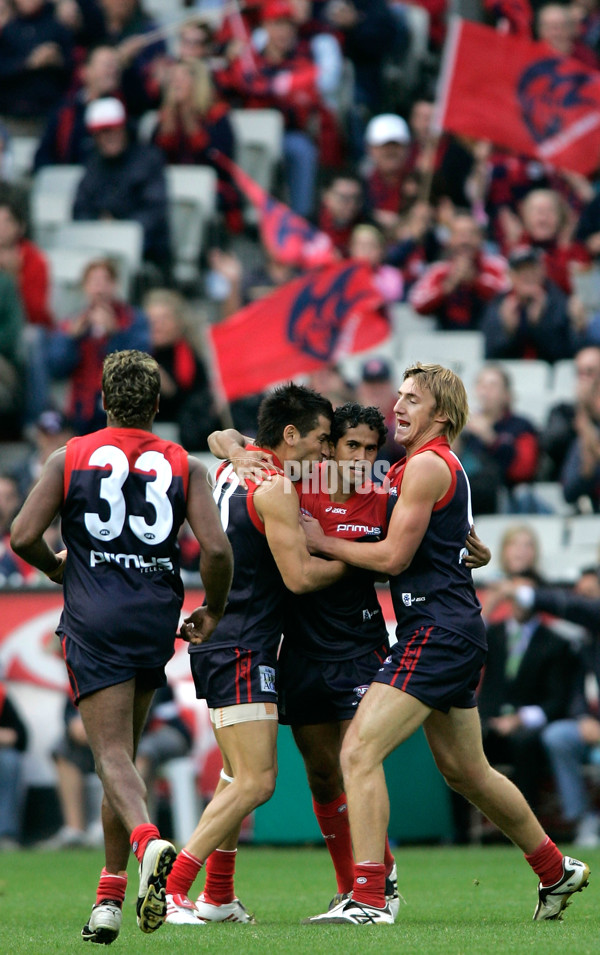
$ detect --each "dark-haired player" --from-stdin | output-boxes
[164,383,347,925]
[10,349,233,944]
[302,363,590,925]
[280,402,398,911]
[189,400,490,924]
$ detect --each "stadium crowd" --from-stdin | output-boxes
[2,0,600,902]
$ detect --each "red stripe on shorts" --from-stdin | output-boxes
[390,626,433,691]
[234,648,252,704]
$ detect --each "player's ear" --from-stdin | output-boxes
[282,423,298,446]
[101,391,107,411]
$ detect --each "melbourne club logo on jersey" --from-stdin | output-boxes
[402,592,426,607]
[517,57,597,143]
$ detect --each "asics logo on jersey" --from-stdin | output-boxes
[89,551,173,571]
[325,505,347,514]
[336,524,381,534]
[362,608,380,621]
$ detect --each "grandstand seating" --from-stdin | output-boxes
[229,108,284,223]
[11,135,37,182]
[30,165,84,248]
[166,164,217,287]
[52,220,144,297]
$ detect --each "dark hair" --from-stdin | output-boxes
[0,195,26,229]
[255,382,333,448]
[331,402,387,448]
[102,350,161,427]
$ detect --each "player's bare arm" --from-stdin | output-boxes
[10,448,68,583]
[180,456,234,644]
[254,474,346,593]
[302,451,451,575]
[208,428,274,488]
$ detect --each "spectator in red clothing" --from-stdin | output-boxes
[34,44,123,170]
[317,173,366,256]
[409,212,510,330]
[536,2,599,67]
[150,59,243,233]
[0,196,52,329]
[0,195,53,424]
[456,363,540,513]
[502,188,590,294]
[362,112,412,239]
[216,0,322,217]
[46,257,151,434]
[482,245,575,362]
[145,288,221,450]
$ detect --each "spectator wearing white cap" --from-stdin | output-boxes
[72,98,171,281]
[362,113,412,240]
[34,45,123,170]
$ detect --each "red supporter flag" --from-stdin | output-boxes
[209,261,389,401]
[436,17,600,174]
[213,151,337,269]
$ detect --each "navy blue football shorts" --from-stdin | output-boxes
[189,643,278,709]
[61,635,167,705]
[373,626,486,713]
[278,641,390,726]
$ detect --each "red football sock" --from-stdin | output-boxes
[166,849,204,897]
[525,836,564,887]
[203,849,237,904]
[384,836,395,877]
[130,823,161,864]
[312,793,354,893]
[96,868,127,906]
[352,862,386,908]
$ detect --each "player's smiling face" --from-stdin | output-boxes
[335,424,380,489]
[394,377,442,450]
[295,414,332,463]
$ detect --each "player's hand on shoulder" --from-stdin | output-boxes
[229,449,277,489]
[180,607,223,645]
[464,525,491,568]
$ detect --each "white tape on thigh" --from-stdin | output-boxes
[209,701,279,728]
[220,768,235,783]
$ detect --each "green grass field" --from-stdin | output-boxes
[2,844,598,954]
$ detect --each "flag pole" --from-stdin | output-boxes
[419,14,463,204]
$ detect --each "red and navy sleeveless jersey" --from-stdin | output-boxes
[208,448,288,653]
[283,467,389,660]
[386,436,487,649]
[57,427,189,666]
